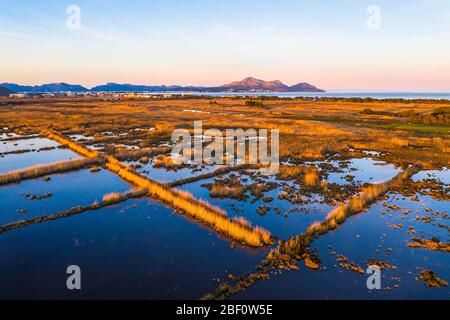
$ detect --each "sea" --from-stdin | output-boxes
[187,91,450,100]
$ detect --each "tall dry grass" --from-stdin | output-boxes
[112,146,170,161]
[286,165,421,253]
[106,160,272,246]
[0,157,103,185]
[303,167,321,187]
[209,184,245,199]
[204,165,421,300]
[169,164,256,187]
[0,188,147,235]
[42,130,101,158]
[43,130,273,246]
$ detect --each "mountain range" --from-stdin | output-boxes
[0,85,14,96]
[0,77,325,93]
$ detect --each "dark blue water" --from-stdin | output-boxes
[0,169,131,225]
[0,137,59,153]
[0,148,81,174]
[0,197,267,299]
[179,176,331,241]
[235,193,450,300]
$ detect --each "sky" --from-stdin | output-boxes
[1,0,450,91]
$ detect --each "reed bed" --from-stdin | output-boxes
[209,183,246,199]
[41,130,101,158]
[112,146,170,161]
[43,131,272,246]
[0,188,147,235]
[0,157,103,185]
[282,165,420,256]
[169,164,257,187]
[153,154,183,170]
[106,160,273,246]
[205,165,420,299]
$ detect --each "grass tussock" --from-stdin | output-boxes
[276,165,305,180]
[276,165,321,187]
[419,270,448,288]
[112,146,170,161]
[153,154,184,170]
[0,157,102,185]
[209,183,245,199]
[303,168,321,187]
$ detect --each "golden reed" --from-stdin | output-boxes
[0,157,103,185]
[43,130,273,246]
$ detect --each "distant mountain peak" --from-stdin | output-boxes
[220,77,324,92]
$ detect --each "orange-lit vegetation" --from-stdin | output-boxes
[419,270,448,288]
[105,160,272,246]
[0,157,103,185]
[113,146,170,162]
[204,166,420,300]
[0,188,147,234]
[407,238,450,253]
[169,164,257,187]
[283,165,420,256]
[41,133,273,247]
[41,130,101,158]
[1,95,449,298]
[153,154,184,170]
[276,165,322,189]
[209,183,246,199]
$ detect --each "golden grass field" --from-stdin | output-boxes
[1,96,449,298]
[1,96,448,170]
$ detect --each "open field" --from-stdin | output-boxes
[0,96,448,299]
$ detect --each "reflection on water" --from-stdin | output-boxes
[130,159,220,183]
[0,198,267,299]
[412,168,450,185]
[0,169,130,225]
[235,193,449,300]
[0,143,448,299]
[0,137,59,153]
[314,158,401,185]
[0,148,81,174]
[180,176,331,240]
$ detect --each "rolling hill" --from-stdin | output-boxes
[2,77,325,93]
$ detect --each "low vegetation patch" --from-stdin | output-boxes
[418,270,448,288]
[0,157,103,185]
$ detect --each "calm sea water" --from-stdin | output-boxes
[190,92,450,100]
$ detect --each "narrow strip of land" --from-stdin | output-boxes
[168,164,258,187]
[204,165,420,299]
[0,188,147,234]
[41,130,273,247]
[0,157,103,185]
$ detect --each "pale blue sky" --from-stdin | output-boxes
[1,0,449,90]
